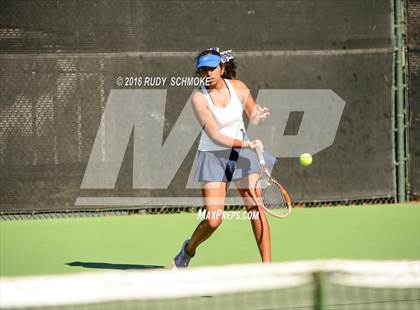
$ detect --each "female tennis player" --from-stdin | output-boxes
[173,48,276,268]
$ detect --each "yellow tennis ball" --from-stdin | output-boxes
[299,153,312,166]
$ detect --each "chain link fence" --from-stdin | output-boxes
[0,0,405,219]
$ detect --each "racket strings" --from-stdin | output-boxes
[257,177,288,210]
[264,183,288,209]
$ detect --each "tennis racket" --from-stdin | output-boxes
[254,143,292,218]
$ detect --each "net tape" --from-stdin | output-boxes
[1,260,418,309]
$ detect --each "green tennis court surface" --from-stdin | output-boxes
[1,204,419,277]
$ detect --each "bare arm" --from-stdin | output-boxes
[191,91,251,149]
[230,79,270,127]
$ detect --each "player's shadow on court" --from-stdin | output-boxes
[66,261,165,270]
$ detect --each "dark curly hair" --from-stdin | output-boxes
[196,49,237,79]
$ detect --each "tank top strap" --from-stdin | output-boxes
[224,79,242,106]
[199,85,215,111]
[224,79,234,92]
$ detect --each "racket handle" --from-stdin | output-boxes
[256,144,266,166]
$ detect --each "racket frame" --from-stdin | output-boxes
[254,145,292,218]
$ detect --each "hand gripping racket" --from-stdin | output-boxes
[254,144,292,218]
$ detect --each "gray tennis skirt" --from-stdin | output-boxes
[194,148,277,183]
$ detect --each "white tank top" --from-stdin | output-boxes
[198,79,246,151]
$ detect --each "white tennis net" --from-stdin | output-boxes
[1,260,419,310]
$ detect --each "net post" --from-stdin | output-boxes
[313,271,327,310]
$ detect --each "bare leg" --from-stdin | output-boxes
[235,174,271,263]
[186,182,227,256]
[247,203,271,263]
